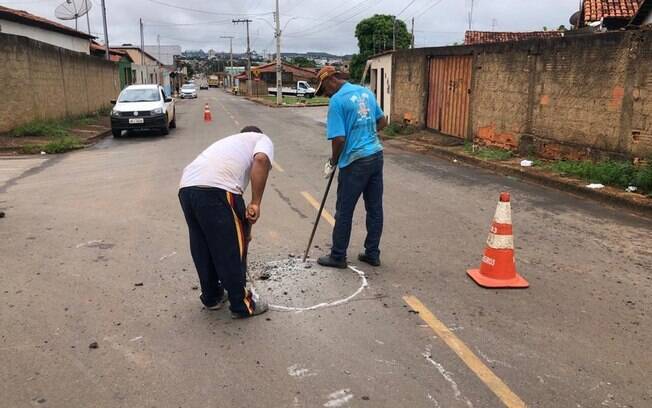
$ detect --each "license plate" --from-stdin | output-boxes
[129,118,144,124]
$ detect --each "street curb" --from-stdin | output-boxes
[384,138,652,218]
[84,128,112,145]
[244,97,329,108]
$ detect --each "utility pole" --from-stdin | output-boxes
[100,0,109,60]
[220,36,234,88]
[491,18,497,32]
[468,0,475,30]
[392,16,396,50]
[233,19,253,95]
[274,0,282,105]
[411,17,415,49]
[140,18,147,83]
[157,34,162,85]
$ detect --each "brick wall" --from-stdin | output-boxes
[0,33,119,133]
[392,30,652,159]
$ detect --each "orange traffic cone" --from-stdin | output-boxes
[204,104,212,122]
[467,192,529,288]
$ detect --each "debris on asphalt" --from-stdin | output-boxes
[520,159,533,167]
[408,310,420,314]
[134,282,144,287]
[0,211,5,218]
[586,183,605,189]
[304,264,312,269]
[130,336,143,342]
[362,396,370,401]
[88,341,99,349]
[191,285,199,290]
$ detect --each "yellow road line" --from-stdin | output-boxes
[272,160,285,172]
[403,296,526,408]
[301,191,335,226]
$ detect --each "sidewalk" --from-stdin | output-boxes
[384,132,652,217]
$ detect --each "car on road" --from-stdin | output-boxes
[110,84,176,137]
[180,83,198,99]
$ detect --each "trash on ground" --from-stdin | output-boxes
[520,160,533,167]
[0,211,5,218]
[586,183,605,189]
[134,282,144,287]
[88,341,99,349]
[626,186,638,193]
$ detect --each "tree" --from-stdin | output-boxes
[291,56,317,68]
[349,14,412,81]
[557,25,568,32]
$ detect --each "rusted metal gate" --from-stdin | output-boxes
[426,56,472,139]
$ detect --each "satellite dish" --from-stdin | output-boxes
[55,0,92,32]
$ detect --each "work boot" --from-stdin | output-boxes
[358,253,380,267]
[317,255,347,269]
[231,291,269,319]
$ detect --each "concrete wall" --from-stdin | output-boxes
[0,32,119,133]
[392,30,652,159]
[0,19,89,54]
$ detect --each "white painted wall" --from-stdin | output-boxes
[0,18,89,54]
[369,53,392,122]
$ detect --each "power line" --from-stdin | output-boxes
[143,0,272,17]
[284,0,377,37]
[396,0,418,17]
[411,0,447,21]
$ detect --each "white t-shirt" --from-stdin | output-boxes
[179,132,274,194]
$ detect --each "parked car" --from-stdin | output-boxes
[199,81,209,90]
[180,83,198,99]
[110,84,176,137]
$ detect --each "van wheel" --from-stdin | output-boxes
[112,129,122,138]
[169,112,176,129]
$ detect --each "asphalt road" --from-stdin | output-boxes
[1,89,651,408]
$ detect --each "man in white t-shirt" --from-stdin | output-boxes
[179,126,274,318]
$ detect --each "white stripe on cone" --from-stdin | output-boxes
[486,233,514,249]
[493,202,512,224]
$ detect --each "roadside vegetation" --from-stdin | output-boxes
[382,123,416,138]
[261,95,329,106]
[7,110,109,154]
[464,143,514,161]
[549,159,652,195]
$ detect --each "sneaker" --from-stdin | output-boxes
[317,255,347,269]
[231,292,269,319]
[200,292,227,311]
[358,253,381,267]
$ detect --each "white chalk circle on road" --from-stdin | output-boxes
[249,258,368,313]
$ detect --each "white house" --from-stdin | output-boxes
[0,5,92,54]
[364,51,393,123]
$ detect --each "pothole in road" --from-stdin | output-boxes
[248,257,368,312]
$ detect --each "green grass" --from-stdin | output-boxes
[550,159,652,194]
[464,143,513,161]
[12,120,70,138]
[382,123,416,138]
[9,110,109,154]
[20,135,83,154]
[262,95,329,105]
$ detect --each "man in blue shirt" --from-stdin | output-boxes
[315,66,387,269]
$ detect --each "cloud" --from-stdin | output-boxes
[3,0,579,54]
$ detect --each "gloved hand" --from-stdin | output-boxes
[324,158,336,179]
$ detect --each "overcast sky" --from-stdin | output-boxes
[2,0,580,54]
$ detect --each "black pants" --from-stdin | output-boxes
[178,186,252,314]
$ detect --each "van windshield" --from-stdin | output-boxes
[118,89,160,103]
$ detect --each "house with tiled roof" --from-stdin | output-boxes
[464,31,564,45]
[0,5,93,54]
[579,0,642,29]
[629,0,652,26]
